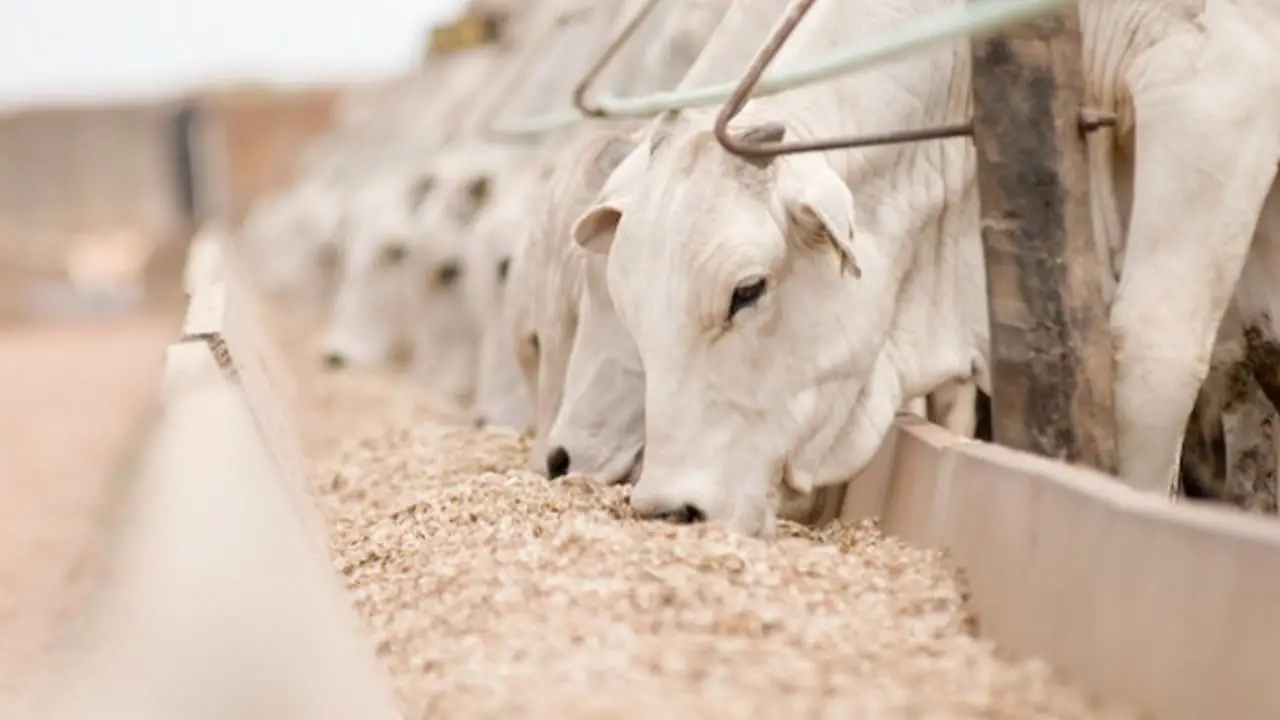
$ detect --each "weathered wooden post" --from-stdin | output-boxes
[969,3,1118,473]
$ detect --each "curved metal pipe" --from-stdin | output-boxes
[571,0,668,117]
[589,0,1080,120]
[713,0,1112,159]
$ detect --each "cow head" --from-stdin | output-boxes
[508,128,645,483]
[572,120,888,537]
[395,141,535,405]
[320,181,420,372]
[464,164,539,432]
[318,163,455,376]
[287,180,350,320]
[400,163,498,405]
[544,248,645,484]
[243,182,340,319]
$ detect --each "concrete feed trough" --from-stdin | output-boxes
[44,232,1280,718]
[25,250,400,720]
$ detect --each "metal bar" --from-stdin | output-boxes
[572,0,668,117]
[714,0,1111,158]
[714,0,976,156]
[489,109,585,138]
[592,0,1078,120]
[492,0,1084,136]
[716,0,976,157]
[315,0,1113,156]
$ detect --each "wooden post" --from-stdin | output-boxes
[969,5,1118,474]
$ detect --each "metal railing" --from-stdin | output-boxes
[712,0,1112,159]
[492,0,1084,139]
[572,0,668,118]
[294,0,1096,167]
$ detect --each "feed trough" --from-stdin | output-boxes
[56,227,1274,719]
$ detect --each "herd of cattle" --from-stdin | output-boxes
[235,0,1280,536]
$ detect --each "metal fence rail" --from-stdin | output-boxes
[710,0,1111,160]
[491,0,1077,137]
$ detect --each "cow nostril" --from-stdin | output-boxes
[665,504,706,520]
[322,352,347,370]
[473,415,488,429]
[655,504,706,525]
[546,446,571,479]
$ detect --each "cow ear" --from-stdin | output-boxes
[780,162,860,278]
[787,202,860,278]
[572,202,623,256]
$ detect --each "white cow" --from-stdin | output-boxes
[509,0,774,481]
[239,176,347,321]
[317,0,619,401]
[509,122,846,524]
[233,5,557,370]
[522,0,978,483]
[508,126,647,479]
[458,0,652,431]
[319,169,433,370]
[320,143,516,405]
[571,0,1280,535]
[465,153,557,431]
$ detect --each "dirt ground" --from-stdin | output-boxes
[0,309,179,701]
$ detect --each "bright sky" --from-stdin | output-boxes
[0,0,466,109]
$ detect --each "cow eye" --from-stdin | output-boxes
[727,277,767,321]
[438,260,462,286]
[381,243,407,266]
[497,256,511,282]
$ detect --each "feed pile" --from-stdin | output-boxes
[273,311,1140,719]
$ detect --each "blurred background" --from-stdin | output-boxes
[0,0,471,319]
[0,0,467,111]
[0,0,471,703]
